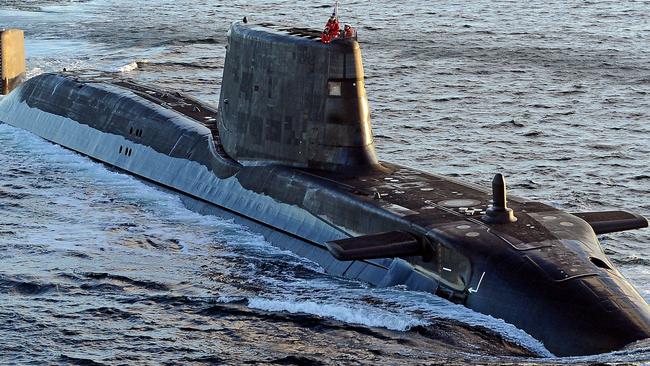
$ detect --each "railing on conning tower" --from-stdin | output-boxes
[256,23,323,40]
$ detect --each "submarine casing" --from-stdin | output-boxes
[0,22,649,356]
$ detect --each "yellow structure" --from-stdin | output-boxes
[0,29,25,94]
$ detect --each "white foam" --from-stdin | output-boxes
[117,61,139,73]
[26,67,44,78]
[216,296,245,303]
[0,123,254,253]
[248,298,426,331]
[240,274,553,358]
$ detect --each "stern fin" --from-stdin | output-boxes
[572,211,648,235]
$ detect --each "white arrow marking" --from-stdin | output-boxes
[468,272,486,293]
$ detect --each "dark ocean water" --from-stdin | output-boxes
[0,0,649,364]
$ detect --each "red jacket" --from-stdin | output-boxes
[322,18,340,43]
[321,28,332,44]
[344,26,357,39]
[328,19,340,39]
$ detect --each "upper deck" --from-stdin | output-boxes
[67,70,567,250]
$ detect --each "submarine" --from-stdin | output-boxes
[0,23,648,357]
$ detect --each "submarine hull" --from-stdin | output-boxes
[1,72,649,356]
[0,73,410,286]
[0,21,648,356]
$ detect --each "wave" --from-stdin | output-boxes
[0,275,61,295]
[59,355,107,366]
[174,37,221,45]
[117,61,139,73]
[194,296,546,358]
[135,61,221,70]
[230,293,551,357]
[79,272,169,291]
[248,297,426,331]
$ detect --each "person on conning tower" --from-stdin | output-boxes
[344,24,357,39]
[321,14,340,44]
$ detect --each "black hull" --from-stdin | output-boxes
[1,73,649,356]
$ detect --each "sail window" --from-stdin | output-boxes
[328,81,342,96]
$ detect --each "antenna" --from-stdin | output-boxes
[334,0,340,18]
[482,173,517,224]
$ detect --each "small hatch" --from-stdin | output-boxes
[590,257,612,270]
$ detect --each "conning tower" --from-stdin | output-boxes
[218,22,378,171]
